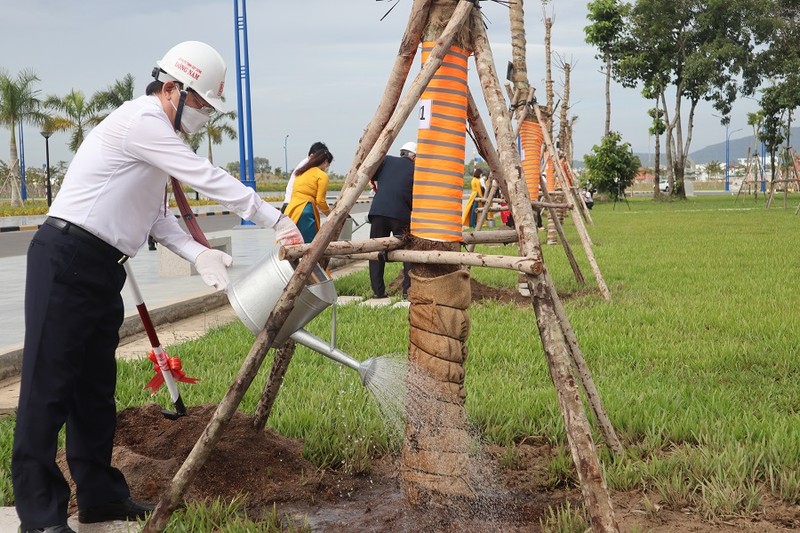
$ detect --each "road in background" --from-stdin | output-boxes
[0,204,370,259]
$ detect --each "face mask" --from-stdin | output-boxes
[170,91,212,134]
[180,105,212,134]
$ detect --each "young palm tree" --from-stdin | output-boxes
[44,89,105,153]
[93,73,136,121]
[0,69,48,207]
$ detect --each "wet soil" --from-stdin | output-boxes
[61,403,800,532]
[52,280,800,531]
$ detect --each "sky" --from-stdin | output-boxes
[0,0,763,177]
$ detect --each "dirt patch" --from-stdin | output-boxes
[54,403,800,531]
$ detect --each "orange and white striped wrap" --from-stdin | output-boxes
[519,117,543,200]
[410,42,469,242]
[546,156,556,192]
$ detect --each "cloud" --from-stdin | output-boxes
[0,0,762,179]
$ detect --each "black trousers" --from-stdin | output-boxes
[368,215,411,296]
[13,224,130,529]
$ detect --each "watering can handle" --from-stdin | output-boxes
[330,300,337,351]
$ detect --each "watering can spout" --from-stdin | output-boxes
[290,329,373,385]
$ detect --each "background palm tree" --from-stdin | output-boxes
[0,69,48,207]
[93,73,136,121]
[45,89,105,153]
[185,109,237,164]
[706,160,723,180]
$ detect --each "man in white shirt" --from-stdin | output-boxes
[280,141,328,213]
[12,41,303,533]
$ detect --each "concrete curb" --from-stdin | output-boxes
[0,260,367,383]
[0,291,229,382]
[0,198,373,233]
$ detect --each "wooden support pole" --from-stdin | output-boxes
[471,10,619,532]
[142,1,478,530]
[280,236,405,260]
[462,228,518,244]
[468,86,583,285]
[543,269,623,455]
[489,200,570,210]
[252,339,297,431]
[532,108,594,244]
[338,249,543,276]
[539,178,585,286]
[467,90,514,208]
[532,103,611,301]
[279,229,520,262]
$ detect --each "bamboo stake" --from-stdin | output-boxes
[544,269,623,454]
[467,90,513,204]
[538,178,585,286]
[462,228,518,244]
[489,200,570,210]
[280,236,405,260]
[471,11,619,532]
[142,2,478,530]
[534,109,594,243]
[252,339,296,431]
[336,249,543,276]
[468,86,583,285]
[279,230,520,262]
[532,103,611,301]
[562,157,594,225]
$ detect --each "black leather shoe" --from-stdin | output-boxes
[78,497,154,523]
[24,526,76,533]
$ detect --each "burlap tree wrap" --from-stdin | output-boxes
[403,269,475,504]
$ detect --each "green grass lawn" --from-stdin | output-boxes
[3,193,800,526]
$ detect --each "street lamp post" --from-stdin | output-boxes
[40,130,53,206]
[713,114,742,192]
[283,134,289,178]
[725,127,743,192]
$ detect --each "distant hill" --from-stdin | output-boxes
[632,127,800,166]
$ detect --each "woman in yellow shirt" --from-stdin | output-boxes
[462,168,485,228]
[285,149,334,242]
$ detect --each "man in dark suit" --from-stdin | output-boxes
[368,142,416,299]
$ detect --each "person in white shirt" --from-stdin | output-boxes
[280,141,328,213]
[11,41,303,532]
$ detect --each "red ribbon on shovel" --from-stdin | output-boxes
[144,350,199,395]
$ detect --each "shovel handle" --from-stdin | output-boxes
[124,262,185,411]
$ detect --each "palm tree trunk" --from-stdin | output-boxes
[604,49,611,137]
[402,0,475,506]
[9,126,22,207]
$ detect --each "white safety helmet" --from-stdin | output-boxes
[400,141,417,155]
[154,41,227,112]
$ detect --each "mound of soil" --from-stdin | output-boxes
[56,403,800,532]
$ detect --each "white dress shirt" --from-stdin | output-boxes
[281,157,309,205]
[49,95,281,260]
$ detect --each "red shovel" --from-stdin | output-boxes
[124,262,196,419]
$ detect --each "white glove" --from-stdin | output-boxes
[195,248,234,291]
[272,214,304,245]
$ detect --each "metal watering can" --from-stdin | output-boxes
[226,249,377,385]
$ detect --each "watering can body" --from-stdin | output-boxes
[226,249,337,345]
